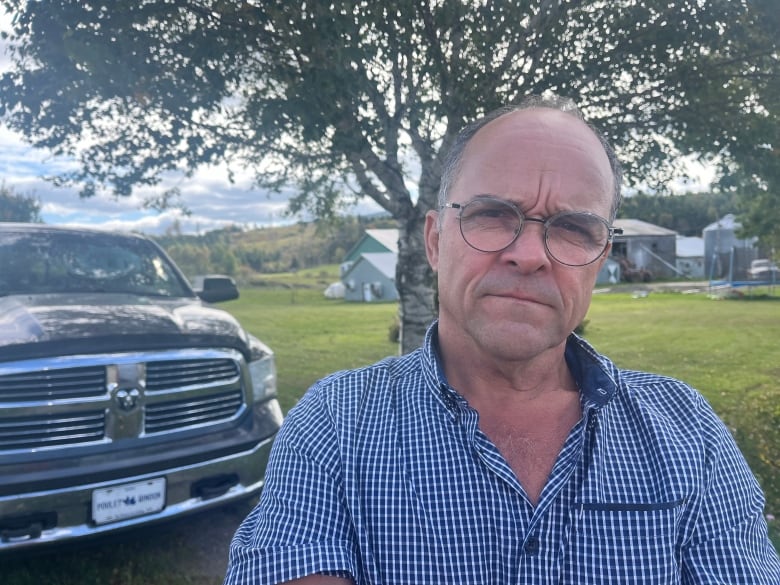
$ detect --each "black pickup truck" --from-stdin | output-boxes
[0,223,282,551]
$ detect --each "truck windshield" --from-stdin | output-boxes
[0,229,191,298]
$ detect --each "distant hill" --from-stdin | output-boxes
[153,215,397,284]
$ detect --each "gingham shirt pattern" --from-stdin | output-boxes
[225,323,780,584]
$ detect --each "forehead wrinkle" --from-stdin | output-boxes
[530,169,559,214]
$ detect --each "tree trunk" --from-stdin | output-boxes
[395,208,436,354]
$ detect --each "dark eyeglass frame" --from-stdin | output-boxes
[443,196,624,267]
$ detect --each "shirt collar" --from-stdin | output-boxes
[564,334,619,409]
[422,321,619,413]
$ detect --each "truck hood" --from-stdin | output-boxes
[0,293,251,359]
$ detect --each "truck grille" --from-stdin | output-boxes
[146,390,244,433]
[0,410,105,450]
[0,366,106,402]
[0,350,247,452]
[146,358,239,391]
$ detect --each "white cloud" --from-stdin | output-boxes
[0,125,288,234]
[0,119,385,235]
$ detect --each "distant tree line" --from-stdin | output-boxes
[618,191,740,237]
[155,215,396,281]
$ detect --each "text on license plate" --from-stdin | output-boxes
[92,477,166,525]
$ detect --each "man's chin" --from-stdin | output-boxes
[472,322,567,360]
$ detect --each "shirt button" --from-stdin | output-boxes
[524,535,540,555]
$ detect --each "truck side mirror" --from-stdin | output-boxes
[194,275,239,303]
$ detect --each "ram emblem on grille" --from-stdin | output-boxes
[115,388,141,411]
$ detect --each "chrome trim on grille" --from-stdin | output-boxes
[0,349,248,453]
[145,390,243,433]
[0,410,105,450]
[0,366,106,402]
[146,358,239,391]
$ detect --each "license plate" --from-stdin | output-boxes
[92,478,166,525]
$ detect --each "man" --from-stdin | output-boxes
[224,95,780,584]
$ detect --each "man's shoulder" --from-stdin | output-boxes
[611,367,727,441]
[278,347,438,452]
[317,347,426,391]
[568,335,704,412]
[568,335,722,438]
[294,348,430,417]
[618,368,701,404]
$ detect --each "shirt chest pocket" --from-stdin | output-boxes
[561,500,685,584]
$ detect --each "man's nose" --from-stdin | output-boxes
[499,220,551,269]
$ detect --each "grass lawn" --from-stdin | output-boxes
[225,285,780,549]
[224,287,399,413]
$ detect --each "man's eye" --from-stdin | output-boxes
[558,219,589,234]
[552,218,602,243]
[466,204,513,220]
[474,208,509,219]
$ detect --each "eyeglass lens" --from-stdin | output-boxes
[456,198,611,266]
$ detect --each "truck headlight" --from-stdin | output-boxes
[247,335,277,402]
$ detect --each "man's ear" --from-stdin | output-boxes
[594,242,612,271]
[424,210,441,271]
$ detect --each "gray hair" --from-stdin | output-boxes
[437,94,623,222]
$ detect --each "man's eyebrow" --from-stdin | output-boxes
[469,194,515,203]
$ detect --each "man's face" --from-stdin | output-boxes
[425,108,615,364]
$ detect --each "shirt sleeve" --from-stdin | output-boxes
[224,385,358,584]
[681,394,780,584]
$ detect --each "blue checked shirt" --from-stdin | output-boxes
[225,323,780,584]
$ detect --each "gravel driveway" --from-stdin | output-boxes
[163,496,258,582]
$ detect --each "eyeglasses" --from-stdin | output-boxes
[443,196,623,267]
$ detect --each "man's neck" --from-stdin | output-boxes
[437,335,576,405]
